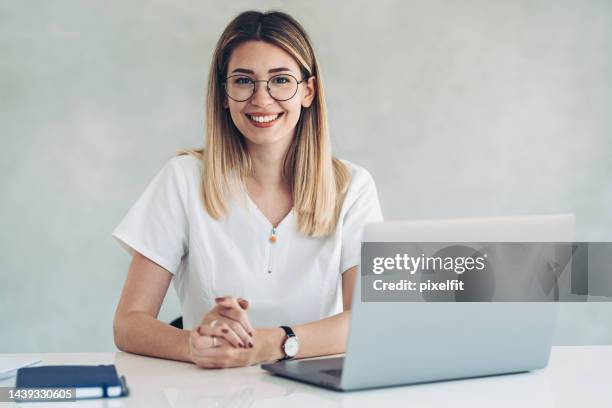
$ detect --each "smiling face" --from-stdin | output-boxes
[224,41,315,150]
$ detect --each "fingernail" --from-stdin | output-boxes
[248,331,253,337]
[215,297,225,302]
[248,342,253,348]
[239,343,244,348]
[221,328,229,334]
[197,326,203,335]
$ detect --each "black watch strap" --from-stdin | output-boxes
[280,325,295,338]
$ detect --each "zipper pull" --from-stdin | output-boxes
[269,227,277,243]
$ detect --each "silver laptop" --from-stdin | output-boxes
[262,214,575,391]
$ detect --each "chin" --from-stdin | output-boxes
[240,126,291,147]
[244,133,286,147]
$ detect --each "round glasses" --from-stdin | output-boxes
[223,74,305,102]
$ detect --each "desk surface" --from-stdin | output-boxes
[1,346,611,407]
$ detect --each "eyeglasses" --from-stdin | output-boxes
[223,73,305,102]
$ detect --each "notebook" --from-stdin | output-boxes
[16,365,129,399]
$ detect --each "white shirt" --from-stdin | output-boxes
[112,155,383,330]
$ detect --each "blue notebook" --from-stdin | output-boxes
[16,365,129,399]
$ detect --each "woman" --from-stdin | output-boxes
[112,10,382,369]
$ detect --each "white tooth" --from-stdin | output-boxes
[250,114,279,123]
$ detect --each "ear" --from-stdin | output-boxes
[223,97,229,109]
[301,76,316,108]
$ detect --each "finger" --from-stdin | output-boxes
[217,309,254,345]
[197,345,245,368]
[198,323,244,348]
[223,319,253,348]
[214,336,231,347]
[190,329,214,349]
[192,326,235,349]
[219,318,251,347]
[213,297,254,337]
[193,341,255,369]
[191,337,232,359]
[213,298,254,337]
[215,296,250,319]
[192,354,224,369]
[194,357,229,369]
[217,305,254,336]
[237,298,249,310]
[215,296,241,309]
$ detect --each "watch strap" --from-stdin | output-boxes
[280,325,295,338]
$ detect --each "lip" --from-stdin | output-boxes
[245,112,284,128]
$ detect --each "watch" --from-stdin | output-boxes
[279,326,299,361]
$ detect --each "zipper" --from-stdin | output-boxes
[267,227,277,274]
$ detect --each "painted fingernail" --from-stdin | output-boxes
[239,343,244,348]
[197,326,203,335]
[248,331,253,337]
[221,328,229,334]
[248,342,253,348]
[215,297,225,302]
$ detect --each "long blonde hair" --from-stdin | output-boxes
[180,11,350,237]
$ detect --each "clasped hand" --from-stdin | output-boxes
[187,296,260,368]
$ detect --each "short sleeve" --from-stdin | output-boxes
[112,158,189,275]
[340,168,384,273]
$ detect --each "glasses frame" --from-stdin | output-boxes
[222,73,305,102]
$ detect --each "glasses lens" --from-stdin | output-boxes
[268,75,298,101]
[225,76,253,101]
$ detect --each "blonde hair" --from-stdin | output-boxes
[180,11,350,237]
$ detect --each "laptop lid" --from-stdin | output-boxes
[340,214,575,390]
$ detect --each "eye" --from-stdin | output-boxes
[232,76,253,85]
[271,75,291,85]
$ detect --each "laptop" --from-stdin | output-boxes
[261,213,575,391]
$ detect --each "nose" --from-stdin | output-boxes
[250,81,274,107]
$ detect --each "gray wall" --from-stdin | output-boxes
[1,0,611,352]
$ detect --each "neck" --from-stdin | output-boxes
[246,140,292,189]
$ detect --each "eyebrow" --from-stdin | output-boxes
[230,67,293,75]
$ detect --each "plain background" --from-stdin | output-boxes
[1,0,611,352]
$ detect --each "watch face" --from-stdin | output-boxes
[283,337,299,357]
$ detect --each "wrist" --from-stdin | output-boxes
[254,327,285,364]
[183,329,196,363]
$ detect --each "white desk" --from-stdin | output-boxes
[1,346,611,407]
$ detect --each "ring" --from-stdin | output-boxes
[211,336,218,347]
[210,319,219,328]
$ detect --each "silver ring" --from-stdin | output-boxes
[210,319,219,328]
[211,336,218,347]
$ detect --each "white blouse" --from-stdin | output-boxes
[112,155,383,330]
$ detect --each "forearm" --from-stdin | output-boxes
[114,309,351,365]
[257,311,351,362]
[114,311,191,362]
[294,311,351,358]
